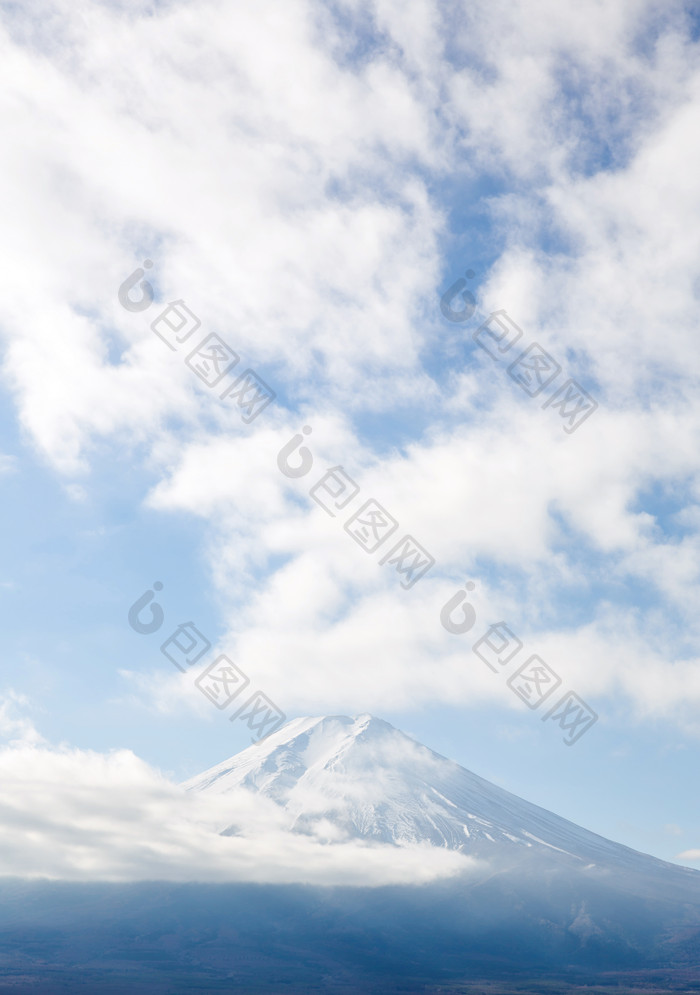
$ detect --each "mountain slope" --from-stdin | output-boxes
[183,714,699,896]
[0,715,697,993]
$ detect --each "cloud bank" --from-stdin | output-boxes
[0,737,476,885]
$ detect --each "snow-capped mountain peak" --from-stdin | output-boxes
[184,714,692,885]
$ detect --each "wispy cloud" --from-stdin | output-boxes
[0,691,44,747]
[676,849,700,863]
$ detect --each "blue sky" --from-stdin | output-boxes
[1,0,700,878]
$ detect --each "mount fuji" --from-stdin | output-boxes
[2,715,699,993]
[184,713,699,895]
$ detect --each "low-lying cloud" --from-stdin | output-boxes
[0,740,479,886]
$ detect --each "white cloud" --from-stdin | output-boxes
[0,739,478,885]
[0,0,445,471]
[676,849,700,863]
[137,393,700,721]
[3,0,700,732]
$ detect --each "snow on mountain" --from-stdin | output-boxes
[183,714,699,887]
